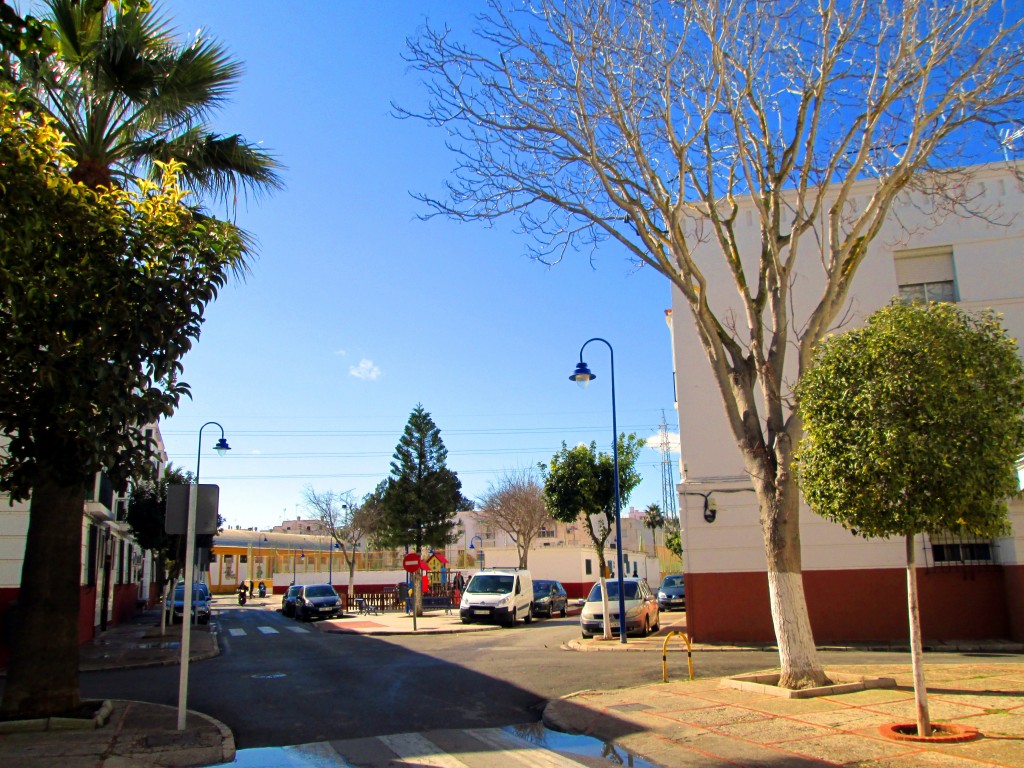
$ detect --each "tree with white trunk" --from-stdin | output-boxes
[398,0,1024,689]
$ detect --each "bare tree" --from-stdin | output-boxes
[302,485,374,601]
[475,468,551,568]
[398,0,1024,688]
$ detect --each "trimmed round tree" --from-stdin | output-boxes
[795,300,1024,737]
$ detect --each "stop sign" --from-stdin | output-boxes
[402,553,422,573]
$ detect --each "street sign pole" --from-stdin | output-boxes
[403,552,421,632]
[177,483,198,731]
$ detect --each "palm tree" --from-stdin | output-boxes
[643,502,665,557]
[22,0,282,203]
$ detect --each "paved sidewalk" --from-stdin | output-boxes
[0,610,231,767]
[544,661,1024,767]
[1,602,1022,767]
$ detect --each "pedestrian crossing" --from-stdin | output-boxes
[227,625,310,637]
[221,726,655,768]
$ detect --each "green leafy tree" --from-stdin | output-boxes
[399,0,1024,689]
[20,0,282,202]
[380,405,471,613]
[663,520,683,563]
[540,435,643,639]
[0,95,245,718]
[796,300,1024,736]
[125,465,191,606]
[0,0,53,79]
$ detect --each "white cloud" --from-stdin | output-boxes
[645,431,680,453]
[349,358,382,381]
[334,349,348,357]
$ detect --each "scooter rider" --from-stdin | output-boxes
[237,582,247,605]
[257,580,266,598]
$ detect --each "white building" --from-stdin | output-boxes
[667,164,1024,644]
[0,424,166,666]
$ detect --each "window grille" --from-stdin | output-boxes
[925,530,997,568]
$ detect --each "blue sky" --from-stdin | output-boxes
[150,1,681,530]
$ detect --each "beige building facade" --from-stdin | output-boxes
[667,164,1024,643]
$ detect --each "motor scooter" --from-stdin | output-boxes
[237,585,247,605]
[258,582,267,598]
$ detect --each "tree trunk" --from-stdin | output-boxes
[906,533,931,737]
[1,481,84,717]
[761,477,829,690]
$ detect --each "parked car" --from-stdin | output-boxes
[657,573,686,611]
[532,579,569,618]
[580,578,659,638]
[294,583,342,622]
[459,568,534,627]
[281,584,303,617]
[166,584,211,625]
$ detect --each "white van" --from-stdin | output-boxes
[459,568,533,627]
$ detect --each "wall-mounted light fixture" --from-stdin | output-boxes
[683,488,754,524]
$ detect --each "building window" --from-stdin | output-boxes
[895,247,957,303]
[584,559,592,575]
[926,531,996,567]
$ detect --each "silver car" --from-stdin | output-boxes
[580,578,660,638]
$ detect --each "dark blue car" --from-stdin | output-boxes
[532,579,568,618]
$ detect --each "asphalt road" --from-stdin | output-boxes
[79,599,1021,750]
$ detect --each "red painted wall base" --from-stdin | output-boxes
[688,565,1023,644]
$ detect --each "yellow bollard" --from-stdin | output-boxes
[662,631,694,683]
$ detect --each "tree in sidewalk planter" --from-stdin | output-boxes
[540,435,643,640]
[0,95,246,719]
[379,405,472,615]
[474,468,552,569]
[19,0,282,204]
[398,0,1024,689]
[795,300,1024,737]
[303,484,378,603]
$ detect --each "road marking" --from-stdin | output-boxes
[228,628,246,637]
[378,733,472,767]
[473,728,591,767]
[257,626,279,634]
[285,625,310,633]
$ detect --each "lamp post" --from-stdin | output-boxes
[256,535,268,582]
[329,541,340,586]
[178,421,230,730]
[469,535,484,569]
[570,338,627,644]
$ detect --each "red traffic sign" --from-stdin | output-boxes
[402,553,423,573]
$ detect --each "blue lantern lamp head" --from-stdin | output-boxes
[570,361,595,389]
[213,437,231,455]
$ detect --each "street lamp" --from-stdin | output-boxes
[178,421,230,730]
[570,338,627,644]
[328,541,340,586]
[469,535,484,569]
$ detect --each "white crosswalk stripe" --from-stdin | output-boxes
[257,626,279,634]
[228,628,246,637]
[286,624,310,633]
[378,733,472,767]
[249,729,634,768]
[471,728,590,767]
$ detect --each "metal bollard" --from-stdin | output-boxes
[662,631,694,683]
